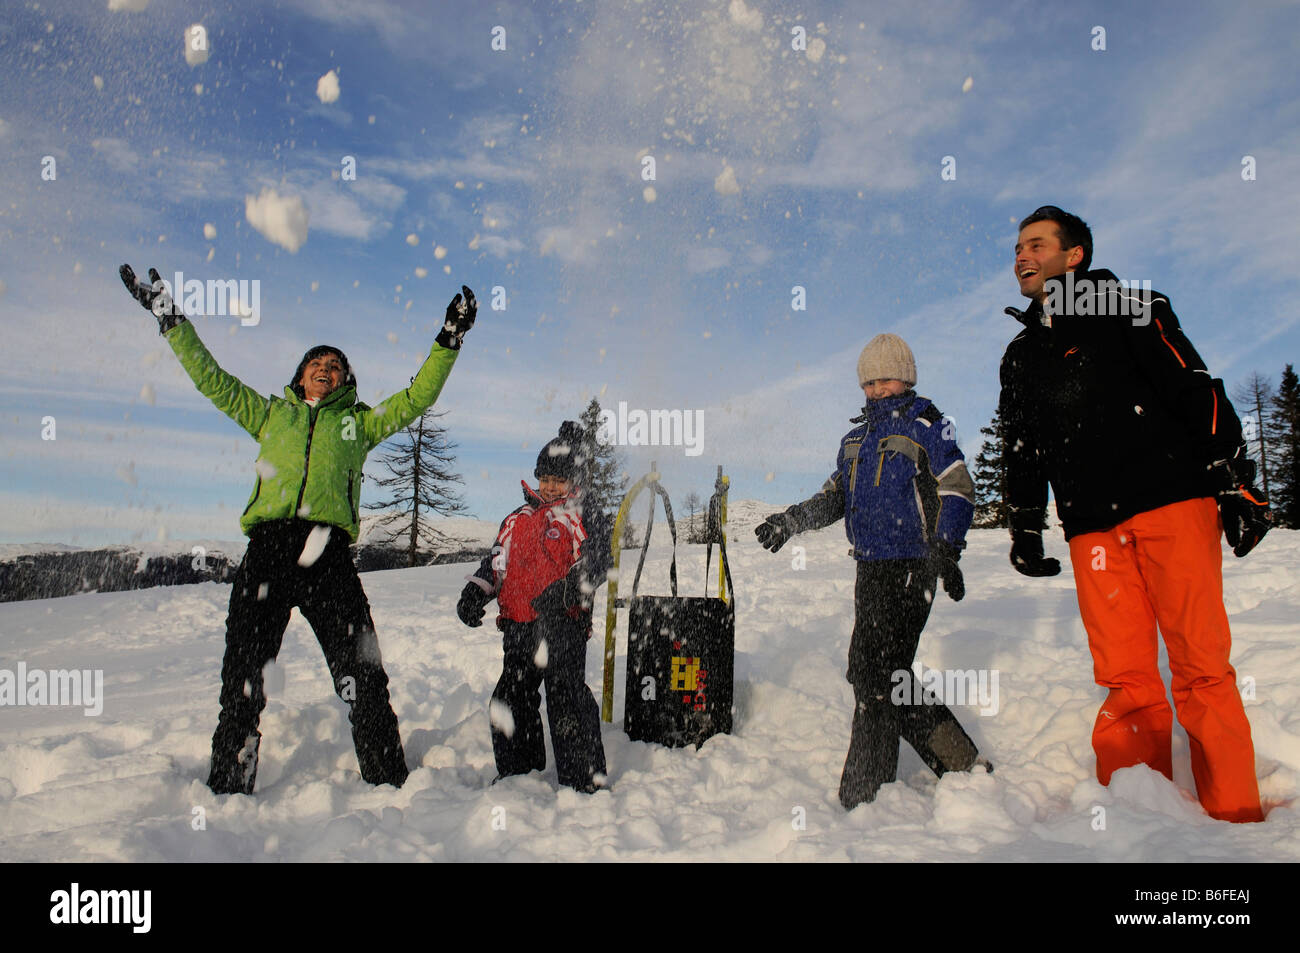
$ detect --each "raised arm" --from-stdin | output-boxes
[359,286,476,448]
[121,264,270,439]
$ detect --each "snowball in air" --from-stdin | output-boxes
[298,524,333,567]
[245,187,309,253]
[714,165,740,196]
[317,70,340,104]
[489,699,516,738]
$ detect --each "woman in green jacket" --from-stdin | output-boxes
[120,265,476,795]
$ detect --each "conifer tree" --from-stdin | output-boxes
[1268,364,1300,528]
[364,409,468,566]
[971,407,1009,529]
[578,397,629,516]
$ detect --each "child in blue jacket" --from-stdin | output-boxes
[755,334,990,809]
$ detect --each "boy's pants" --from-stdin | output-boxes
[840,559,980,810]
[492,613,607,792]
[207,520,409,795]
[1068,497,1262,823]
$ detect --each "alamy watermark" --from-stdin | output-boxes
[596,401,704,457]
[153,270,261,326]
[1043,273,1158,326]
[891,663,999,716]
[49,883,150,933]
[0,662,104,716]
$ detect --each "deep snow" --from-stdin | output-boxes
[1,507,1297,862]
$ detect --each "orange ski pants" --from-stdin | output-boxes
[1067,497,1262,823]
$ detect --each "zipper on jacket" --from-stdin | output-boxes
[295,406,319,517]
[347,469,357,524]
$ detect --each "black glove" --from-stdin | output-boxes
[755,511,800,553]
[120,264,188,334]
[1010,531,1060,576]
[457,581,492,627]
[531,565,589,618]
[435,285,477,350]
[930,539,965,602]
[1211,457,1273,557]
[1008,505,1060,577]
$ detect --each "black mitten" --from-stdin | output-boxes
[435,285,477,350]
[457,581,491,627]
[120,264,188,334]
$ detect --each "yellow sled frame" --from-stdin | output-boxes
[600,465,729,723]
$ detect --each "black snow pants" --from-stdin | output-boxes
[491,613,607,792]
[839,558,979,810]
[207,519,408,795]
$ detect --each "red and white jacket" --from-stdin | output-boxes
[466,482,590,623]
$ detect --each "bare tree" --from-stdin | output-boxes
[363,409,468,567]
[1234,373,1274,502]
[683,491,703,542]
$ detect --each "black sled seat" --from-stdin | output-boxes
[602,467,735,749]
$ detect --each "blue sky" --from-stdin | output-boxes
[1,0,1298,546]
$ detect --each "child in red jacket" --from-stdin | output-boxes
[457,421,610,793]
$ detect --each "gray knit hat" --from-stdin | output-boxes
[856,333,916,386]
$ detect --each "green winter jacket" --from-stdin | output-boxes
[164,320,458,541]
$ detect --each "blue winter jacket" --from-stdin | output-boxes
[784,392,976,560]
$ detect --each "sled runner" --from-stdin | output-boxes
[601,465,734,749]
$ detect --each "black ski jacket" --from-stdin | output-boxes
[999,268,1245,540]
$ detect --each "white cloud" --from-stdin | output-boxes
[537,226,594,264]
[244,188,309,253]
[91,138,140,173]
[468,234,524,259]
[296,175,405,241]
[728,0,763,31]
[316,69,340,104]
[686,247,731,274]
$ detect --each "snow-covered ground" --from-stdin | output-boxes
[1,507,1297,862]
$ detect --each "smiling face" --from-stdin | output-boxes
[537,474,571,503]
[861,378,908,401]
[299,352,346,401]
[1014,220,1084,302]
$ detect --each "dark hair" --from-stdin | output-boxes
[1019,205,1092,273]
[290,345,355,398]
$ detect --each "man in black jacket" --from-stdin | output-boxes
[999,206,1271,822]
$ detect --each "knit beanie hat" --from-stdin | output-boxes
[535,420,587,481]
[290,345,356,399]
[856,333,916,386]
